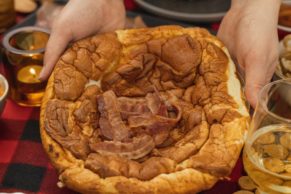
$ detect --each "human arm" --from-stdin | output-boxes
[217,0,281,107]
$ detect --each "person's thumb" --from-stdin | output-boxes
[39,28,71,81]
[244,64,271,108]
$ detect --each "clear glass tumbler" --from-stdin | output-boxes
[243,79,291,194]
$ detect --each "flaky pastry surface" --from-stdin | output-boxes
[40,26,250,194]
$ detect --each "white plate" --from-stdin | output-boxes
[278,24,291,32]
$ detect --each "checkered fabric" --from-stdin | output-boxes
[0,99,245,194]
[0,100,76,194]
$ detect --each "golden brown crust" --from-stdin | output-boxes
[40,25,250,194]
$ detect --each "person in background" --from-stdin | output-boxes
[39,0,281,108]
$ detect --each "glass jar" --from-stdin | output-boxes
[2,26,50,107]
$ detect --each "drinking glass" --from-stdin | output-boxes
[243,79,291,194]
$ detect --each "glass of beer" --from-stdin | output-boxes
[243,79,291,194]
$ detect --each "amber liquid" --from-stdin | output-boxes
[243,125,291,194]
[11,80,46,107]
[6,63,47,107]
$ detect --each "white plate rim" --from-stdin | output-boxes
[278,24,291,32]
[135,0,228,22]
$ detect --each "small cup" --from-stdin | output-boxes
[2,26,50,107]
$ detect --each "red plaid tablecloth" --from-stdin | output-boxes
[0,100,77,194]
[0,1,262,193]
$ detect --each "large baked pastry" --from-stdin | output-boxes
[40,26,250,194]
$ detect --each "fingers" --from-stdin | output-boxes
[244,61,276,108]
[245,79,263,109]
[38,0,126,81]
[39,28,72,81]
[245,62,268,108]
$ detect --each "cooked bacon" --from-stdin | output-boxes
[97,90,129,141]
[94,90,182,158]
[118,97,150,119]
[127,107,181,146]
[145,92,162,115]
[90,135,155,160]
